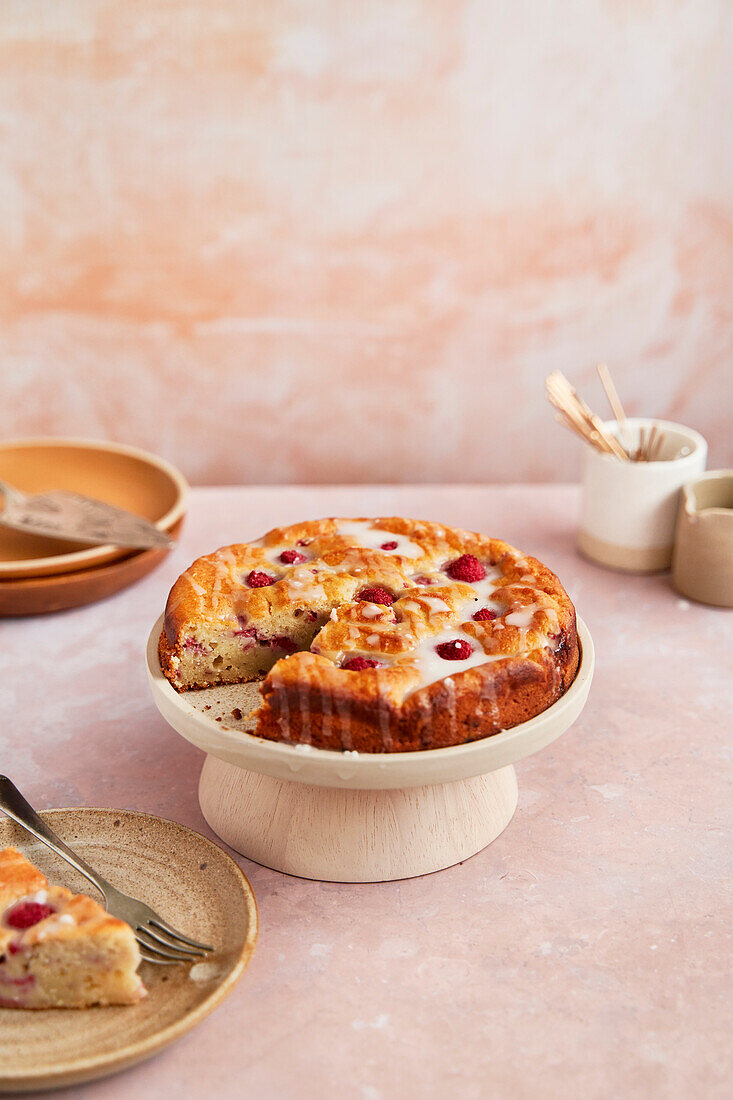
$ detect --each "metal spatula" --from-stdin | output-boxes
[0,478,174,551]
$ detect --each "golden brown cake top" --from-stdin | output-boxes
[0,847,134,951]
[163,516,576,707]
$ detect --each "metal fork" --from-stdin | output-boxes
[0,777,213,965]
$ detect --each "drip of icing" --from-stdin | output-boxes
[400,599,421,613]
[505,606,539,630]
[361,603,384,619]
[333,520,424,559]
[505,604,559,637]
[421,596,451,615]
[400,595,452,618]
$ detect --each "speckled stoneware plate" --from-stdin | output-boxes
[0,808,258,1093]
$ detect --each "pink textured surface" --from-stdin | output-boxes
[2,485,731,1098]
[1,3,732,483]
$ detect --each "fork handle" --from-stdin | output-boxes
[0,777,110,902]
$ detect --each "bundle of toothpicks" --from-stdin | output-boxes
[546,365,662,462]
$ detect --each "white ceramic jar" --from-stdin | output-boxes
[578,418,707,573]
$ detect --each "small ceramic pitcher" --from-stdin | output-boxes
[672,470,733,607]
[578,418,707,573]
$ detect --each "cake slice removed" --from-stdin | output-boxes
[0,847,146,1009]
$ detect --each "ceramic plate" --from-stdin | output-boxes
[147,614,595,790]
[0,808,258,1093]
[0,438,188,579]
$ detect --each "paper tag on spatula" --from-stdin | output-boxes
[0,483,174,550]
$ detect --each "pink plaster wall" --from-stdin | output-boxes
[1,1,732,485]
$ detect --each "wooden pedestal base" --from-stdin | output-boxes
[199,753,518,882]
[148,617,593,884]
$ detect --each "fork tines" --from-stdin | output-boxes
[135,918,213,965]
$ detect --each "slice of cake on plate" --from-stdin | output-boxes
[0,847,146,1008]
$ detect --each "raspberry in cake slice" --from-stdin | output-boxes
[0,847,145,1009]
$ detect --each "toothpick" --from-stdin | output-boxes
[597,361,629,448]
[649,428,664,462]
[546,371,630,460]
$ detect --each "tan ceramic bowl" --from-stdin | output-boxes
[0,438,188,579]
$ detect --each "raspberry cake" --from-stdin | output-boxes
[160,517,579,753]
[0,847,145,1009]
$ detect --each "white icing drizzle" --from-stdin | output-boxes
[333,520,424,560]
[261,543,310,566]
[394,570,556,695]
[186,574,208,598]
[262,545,287,565]
[209,546,243,617]
[464,570,504,602]
[281,565,327,604]
[399,624,503,694]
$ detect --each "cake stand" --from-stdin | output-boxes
[146,617,594,882]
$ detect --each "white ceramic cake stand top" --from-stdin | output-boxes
[146,615,594,791]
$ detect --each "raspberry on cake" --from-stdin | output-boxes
[445,554,486,582]
[342,657,380,671]
[0,847,145,1009]
[436,639,474,660]
[159,516,579,753]
[356,586,394,605]
[279,550,306,564]
[246,570,277,588]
